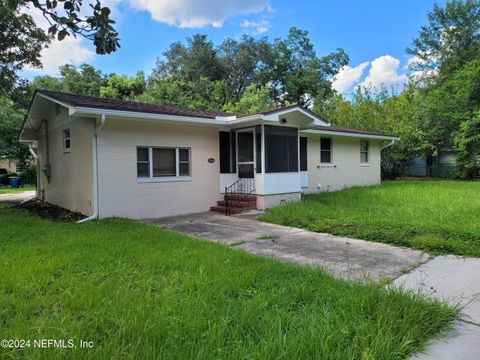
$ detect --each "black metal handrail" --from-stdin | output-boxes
[224,177,255,215]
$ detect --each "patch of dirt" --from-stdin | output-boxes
[11,199,86,222]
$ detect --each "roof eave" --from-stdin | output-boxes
[300,129,400,141]
[73,106,229,126]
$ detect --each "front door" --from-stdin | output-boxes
[237,130,255,178]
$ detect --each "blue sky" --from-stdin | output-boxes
[23,0,445,93]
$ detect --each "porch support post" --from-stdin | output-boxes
[297,127,300,173]
[261,124,265,174]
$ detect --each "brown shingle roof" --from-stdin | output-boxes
[312,125,386,137]
[35,90,395,138]
[37,89,231,119]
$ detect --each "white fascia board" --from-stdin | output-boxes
[73,107,228,126]
[262,107,330,126]
[36,93,76,115]
[300,129,400,141]
[227,114,262,125]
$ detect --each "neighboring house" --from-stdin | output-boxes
[403,152,456,178]
[20,90,398,219]
[0,158,17,173]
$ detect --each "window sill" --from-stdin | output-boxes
[63,150,71,154]
[137,176,192,183]
[317,164,336,168]
[360,163,371,167]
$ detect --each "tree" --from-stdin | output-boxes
[454,112,480,179]
[218,36,273,101]
[100,71,146,99]
[10,0,120,54]
[0,96,30,165]
[142,77,229,112]
[407,0,480,79]
[223,84,274,115]
[271,27,349,107]
[154,34,224,83]
[315,85,427,179]
[60,64,105,96]
[0,0,49,101]
[31,63,106,96]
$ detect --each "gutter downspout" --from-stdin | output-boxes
[28,143,39,197]
[381,139,396,150]
[77,114,106,223]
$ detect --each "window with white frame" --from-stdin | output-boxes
[63,128,71,151]
[320,137,332,163]
[360,140,369,163]
[137,147,191,179]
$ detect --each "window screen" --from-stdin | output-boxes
[63,129,71,150]
[320,138,332,163]
[137,147,150,177]
[360,140,369,163]
[219,131,231,174]
[178,148,190,176]
[300,137,307,171]
[153,148,176,177]
[265,125,298,173]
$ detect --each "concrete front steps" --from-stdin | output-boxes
[210,194,257,215]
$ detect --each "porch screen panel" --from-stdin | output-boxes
[231,131,236,172]
[219,131,231,173]
[256,125,262,173]
[265,125,298,173]
[300,137,307,171]
[238,132,254,162]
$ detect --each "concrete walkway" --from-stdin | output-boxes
[394,256,480,360]
[0,190,36,204]
[143,211,428,282]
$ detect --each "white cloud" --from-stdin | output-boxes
[20,5,95,75]
[240,20,270,34]
[332,62,369,93]
[25,37,95,74]
[359,55,407,89]
[128,0,269,28]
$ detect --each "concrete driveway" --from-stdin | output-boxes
[0,190,36,204]
[394,256,480,360]
[143,211,428,282]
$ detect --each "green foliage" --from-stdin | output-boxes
[148,28,347,110]
[59,64,106,96]
[143,77,229,111]
[271,27,349,107]
[0,1,49,101]
[454,112,480,179]
[223,84,274,115]
[315,86,426,178]
[154,34,224,83]
[218,35,273,101]
[31,63,106,96]
[0,96,30,165]
[407,0,480,79]
[0,206,457,359]
[260,180,480,257]
[100,71,146,99]
[8,0,120,55]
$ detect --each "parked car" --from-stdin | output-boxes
[0,168,9,186]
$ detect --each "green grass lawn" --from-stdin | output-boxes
[0,206,456,359]
[260,180,480,257]
[0,184,35,194]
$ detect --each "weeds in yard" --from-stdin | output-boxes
[0,206,458,359]
[260,181,480,257]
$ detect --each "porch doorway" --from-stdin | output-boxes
[237,129,255,178]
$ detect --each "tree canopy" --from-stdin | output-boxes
[2,1,480,180]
